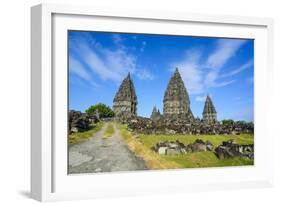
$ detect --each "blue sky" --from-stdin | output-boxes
[68,31,254,121]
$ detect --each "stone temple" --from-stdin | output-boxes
[163,68,194,121]
[111,69,254,135]
[113,68,218,125]
[202,95,217,124]
[113,73,137,119]
[150,106,162,122]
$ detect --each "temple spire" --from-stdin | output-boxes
[113,73,137,119]
[150,106,161,121]
[163,68,193,121]
[127,72,131,79]
[202,95,217,124]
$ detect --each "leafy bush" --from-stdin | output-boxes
[222,119,234,125]
[86,103,114,118]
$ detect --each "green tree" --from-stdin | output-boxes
[236,120,247,124]
[86,103,115,118]
[222,119,234,125]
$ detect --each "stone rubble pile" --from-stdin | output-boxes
[152,139,254,160]
[215,140,254,160]
[68,110,90,133]
[127,117,254,135]
[152,139,214,155]
[186,139,214,152]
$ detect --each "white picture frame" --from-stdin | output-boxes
[31,3,274,202]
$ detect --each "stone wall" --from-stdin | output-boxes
[127,116,254,135]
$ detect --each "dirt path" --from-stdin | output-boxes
[68,122,147,174]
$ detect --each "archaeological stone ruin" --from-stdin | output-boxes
[151,139,253,160]
[113,73,137,121]
[112,68,254,135]
[203,95,217,124]
[163,68,194,121]
[68,110,90,133]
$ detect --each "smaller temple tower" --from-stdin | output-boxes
[202,95,217,124]
[150,106,162,122]
[113,73,137,119]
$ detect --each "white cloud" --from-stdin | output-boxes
[69,55,100,88]
[206,39,247,69]
[213,79,236,87]
[70,34,154,84]
[220,59,253,78]
[171,49,204,94]
[171,39,247,94]
[204,39,246,87]
[136,69,155,80]
[195,95,207,102]
[69,56,91,81]
[71,38,135,83]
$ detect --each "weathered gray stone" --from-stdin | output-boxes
[150,106,162,122]
[153,139,214,155]
[158,147,168,155]
[69,110,90,133]
[113,73,137,121]
[206,140,214,151]
[203,95,217,124]
[214,140,254,160]
[166,148,181,155]
[163,68,194,122]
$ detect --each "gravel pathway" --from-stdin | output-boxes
[68,122,147,174]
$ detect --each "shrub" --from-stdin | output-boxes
[86,103,114,118]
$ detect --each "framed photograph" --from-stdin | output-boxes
[31,3,274,201]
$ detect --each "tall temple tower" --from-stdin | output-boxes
[113,73,137,118]
[202,95,217,124]
[163,68,194,121]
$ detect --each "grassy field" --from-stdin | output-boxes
[140,133,254,148]
[69,122,103,145]
[118,124,254,169]
[103,123,115,138]
[117,124,182,169]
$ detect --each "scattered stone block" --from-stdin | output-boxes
[215,140,254,160]
[158,147,168,155]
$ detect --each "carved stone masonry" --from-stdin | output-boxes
[113,73,137,119]
[150,106,162,122]
[163,68,194,121]
[202,95,217,124]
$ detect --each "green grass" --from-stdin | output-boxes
[103,123,115,138]
[138,133,254,168]
[139,133,254,148]
[163,152,253,168]
[118,124,254,169]
[117,124,182,169]
[69,122,103,145]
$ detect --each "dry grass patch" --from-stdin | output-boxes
[117,124,182,170]
[103,123,115,138]
[69,122,103,145]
